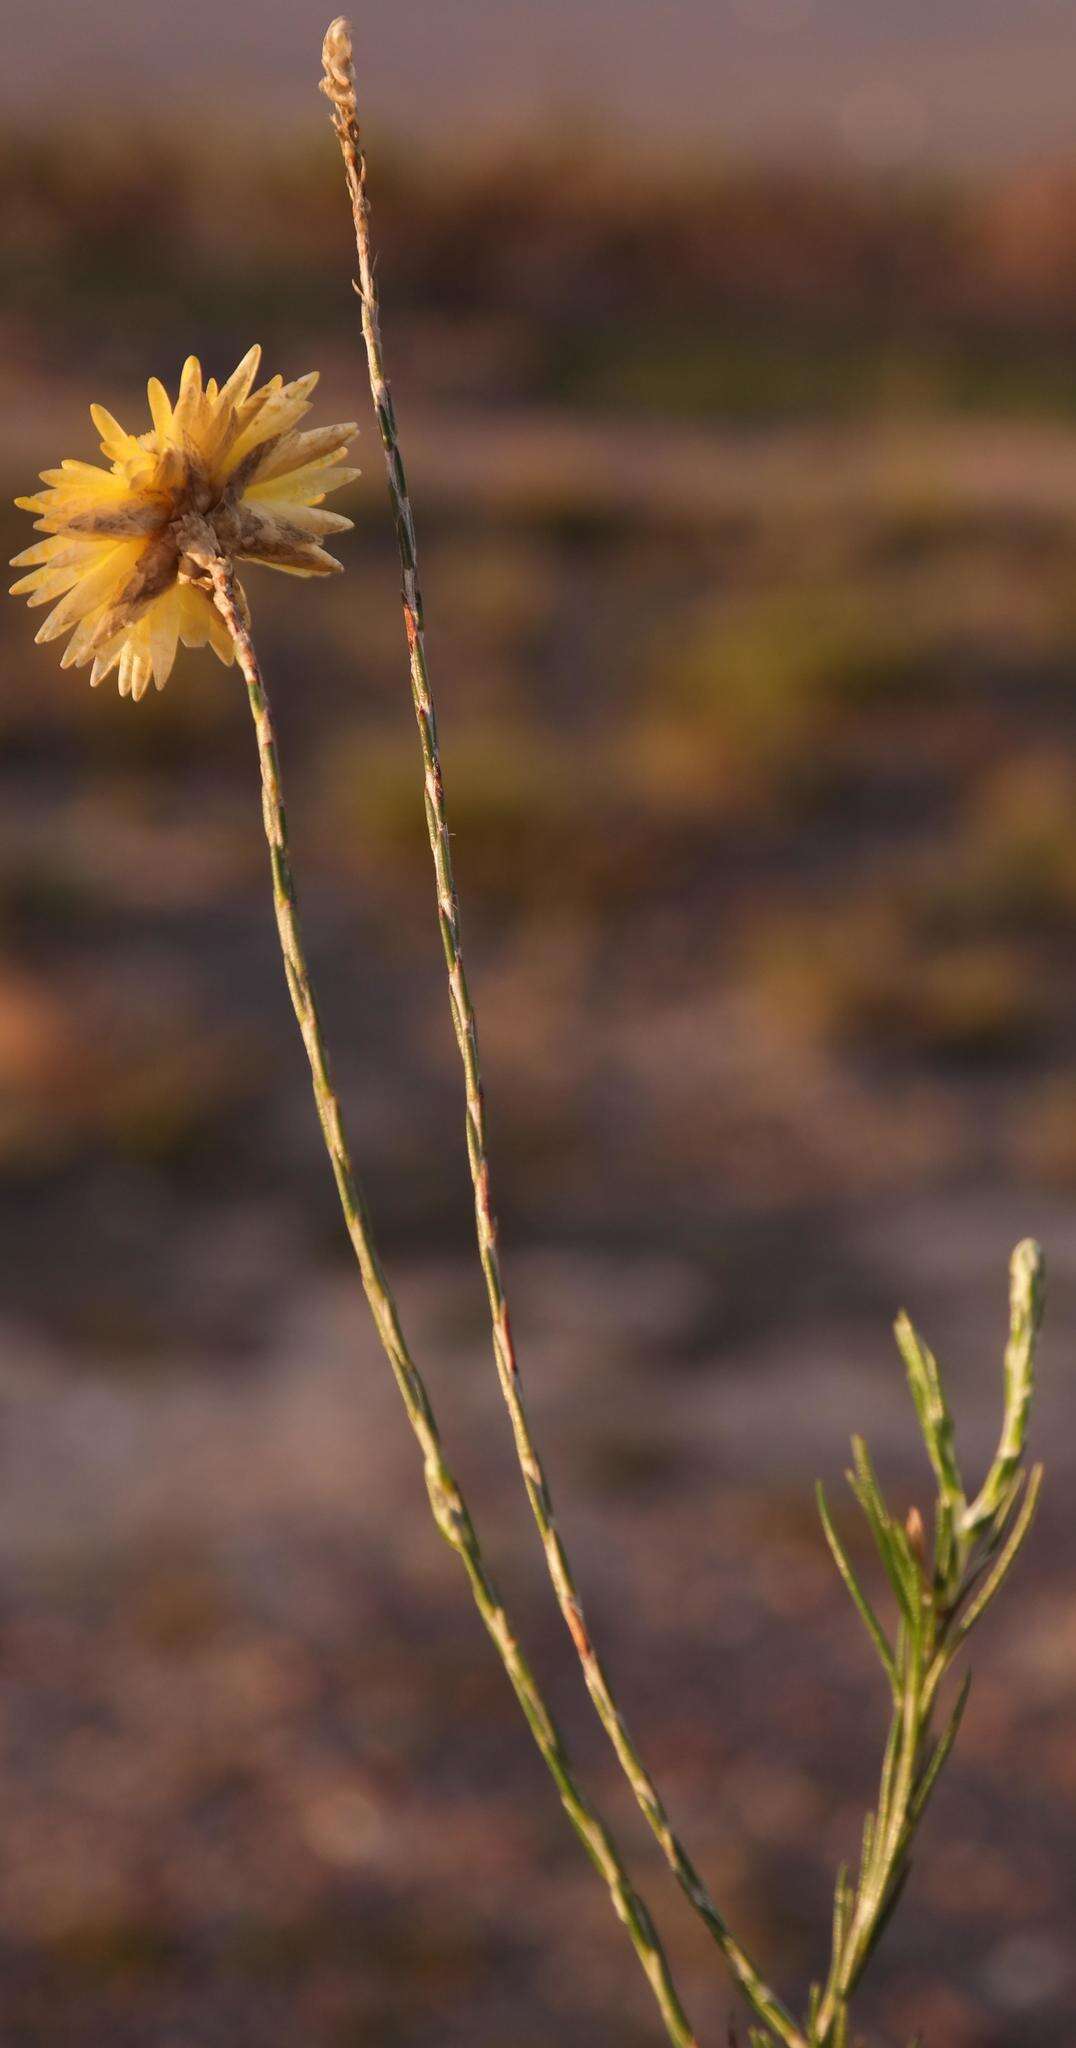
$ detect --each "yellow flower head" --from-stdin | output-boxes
[10,347,358,701]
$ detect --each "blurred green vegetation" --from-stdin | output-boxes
[7,125,1076,418]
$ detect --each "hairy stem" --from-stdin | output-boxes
[320,19,803,2042]
[203,551,700,2048]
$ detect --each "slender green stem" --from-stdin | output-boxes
[202,550,700,2048]
[810,1246,1044,2046]
[319,24,804,2043]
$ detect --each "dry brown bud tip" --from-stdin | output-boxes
[321,17,355,105]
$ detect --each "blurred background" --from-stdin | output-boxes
[3,3,1076,2044]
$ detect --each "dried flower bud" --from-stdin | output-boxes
[321,17,356,109]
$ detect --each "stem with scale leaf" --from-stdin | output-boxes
[319,22,804,2042]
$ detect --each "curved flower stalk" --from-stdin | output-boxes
[321,19,805,2045]
[9,368,700,2048]
[10,349,357,699]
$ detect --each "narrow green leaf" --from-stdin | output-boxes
[875,1705,903,1842]
[859,1809,875,1886]
[956,1464,1043,1644]
[910,1672,971,1826]
[817,1862,854,2025]
[848,1440,918,1620]
[933,1496,956,1595]
[889,1519,928,1656]
[894,1311,964,1513]
[962,1239,1043,1537]
[831,1863,851,1965]
[983,1468,1026,1554]
[817,1484,898,1698]
[849,1858,912,1988]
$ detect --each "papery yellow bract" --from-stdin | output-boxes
[9,347,358,700]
